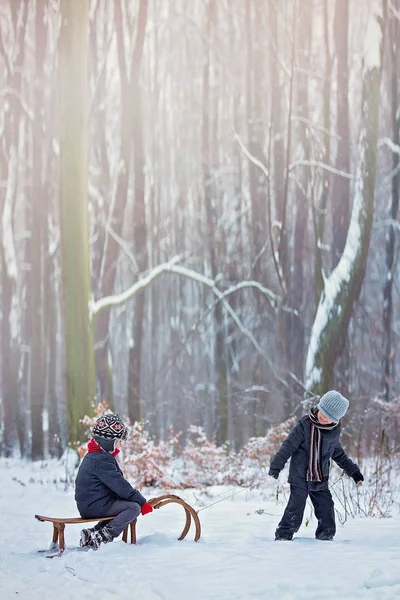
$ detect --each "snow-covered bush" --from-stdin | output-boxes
[226,417,297,487]
[122,421,180,489]
[176,426,228,488]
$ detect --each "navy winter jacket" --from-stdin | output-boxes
[270,415,360,491]
[75,451,146,518]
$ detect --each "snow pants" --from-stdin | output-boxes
[275,484,335,541]
[97,500,141,539]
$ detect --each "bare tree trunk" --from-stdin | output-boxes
[328,0,350,398]
[29,0,48,460]
[201,0,228,444]
[59,0,96,443]
[382,1,399,401]
[0,1,28,455]
[286,1,312,384]
[126,0,149,423]
[332,0,350,266]
[270,1,285,252]
[314,0,334,300]
[246,0,267,285]
[90,0,113,407]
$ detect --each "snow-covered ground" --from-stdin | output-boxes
[0,457,399,600]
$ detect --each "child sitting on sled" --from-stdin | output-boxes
[75,412,153,550]
[269,390,364,541]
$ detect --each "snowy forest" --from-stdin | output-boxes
[0,0,399,462]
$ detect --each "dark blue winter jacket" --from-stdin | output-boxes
[75,451,146,518]
[270,415,359,491]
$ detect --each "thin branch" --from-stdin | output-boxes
[234,131,286,294]
[234,132,269,179]
[379,136,400,155]
[0,87,34,120]
[291,115,342,141]
[289,159,354,179]
[388,0,400,20]
[374,218,400,231]
[89,29,114,116]
[105,223,139,274]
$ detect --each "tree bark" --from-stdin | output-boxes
[382,1,399,401]
[59,0,96,443]
[0,1,28,455]
[332,0,350,266]
[127,0,149,424]
[305,0,387,396]
[29,0,48,460]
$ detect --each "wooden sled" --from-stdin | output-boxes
[35,493,201,557]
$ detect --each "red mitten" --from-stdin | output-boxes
[141,502,153,516]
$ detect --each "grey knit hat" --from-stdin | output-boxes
[317,390,349,423]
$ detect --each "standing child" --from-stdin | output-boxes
[75,412,153,550]
[269,391,363,541]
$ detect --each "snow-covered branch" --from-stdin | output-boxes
[378,137,400,155]
[105,223,139,274]
[234,132,269,180]
[289,160,354,179]
[374,218,400,232]
[90,258,284,376]
[291,115,341,141]
[90,256,183,318]
[90,257,280,318]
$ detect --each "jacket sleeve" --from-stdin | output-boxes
[331,442,359,477]
[95,458,146,506]
[270,421,304,471]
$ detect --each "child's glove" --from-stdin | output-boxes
[141,501,153,516]
[268,468,280,480]
[352,470,364,485]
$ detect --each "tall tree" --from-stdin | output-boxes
[29,0,48,459]
[382,0,400,401]
[93,0,128,408]
[0,0,28,455]
[59,0,96,443]
[201,0,229,444]
[127,0,149,423]
[286,1,313,382]
[332,0,350,265]
[305,0,387,396]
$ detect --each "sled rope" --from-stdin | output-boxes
[196,486,249,513]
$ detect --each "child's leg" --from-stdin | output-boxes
[309,489,336,540]
[103,500,141,539]
[275,485,308,540]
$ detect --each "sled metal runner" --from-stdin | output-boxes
[35,493,201,557]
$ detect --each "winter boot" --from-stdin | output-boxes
[80,527,95,548]
[88,526,113,550]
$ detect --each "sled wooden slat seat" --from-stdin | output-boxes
[35,494,201,557]
[35,514,136,556]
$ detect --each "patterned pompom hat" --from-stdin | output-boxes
[92,413,128,440]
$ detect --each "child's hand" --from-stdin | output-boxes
[268,468,280,480]
[352,470,364,486]
[141,501,153,516]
